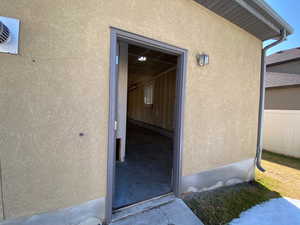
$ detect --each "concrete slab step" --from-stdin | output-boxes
[112,194,175,222]
[111,198,204,225]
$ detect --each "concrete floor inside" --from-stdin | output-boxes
[113,122,173,209]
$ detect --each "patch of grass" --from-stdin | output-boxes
[256,150,300,199]
[183,181,280,225]
[184,151,300,225]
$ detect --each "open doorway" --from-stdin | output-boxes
[113,43,178,209]
[106,28,187,224]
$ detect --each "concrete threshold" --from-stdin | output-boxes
[111,195,204,225]
[112,193,175,222]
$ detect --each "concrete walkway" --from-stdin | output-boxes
[229,197,300,225]
[111,198,204,225]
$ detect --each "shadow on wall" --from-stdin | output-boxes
[262,150,300,171]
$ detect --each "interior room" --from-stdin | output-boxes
[113,43,178,209]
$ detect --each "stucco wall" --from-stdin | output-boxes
[264,110,300,158]
[0,161,3,221]
[265,86,300,110]
[0,0,261,220]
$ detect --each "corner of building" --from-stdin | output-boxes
[0,159,4,221]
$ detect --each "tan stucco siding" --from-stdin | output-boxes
[0,161,3,220]
[0,0,261,219]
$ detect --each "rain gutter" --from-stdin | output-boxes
[255,29,287,172]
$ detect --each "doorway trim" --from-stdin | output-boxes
[105,27,188,224]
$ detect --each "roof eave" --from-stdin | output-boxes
[252,0,294,36]
[195,0,293,41]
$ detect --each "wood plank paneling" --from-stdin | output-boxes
[127,68,176,131]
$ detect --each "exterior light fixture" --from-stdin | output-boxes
[0,16,20,55]
[196,53,209,66]
[138,56,147,62]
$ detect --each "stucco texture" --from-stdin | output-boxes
[0,161,3,220]
[0,0,261,220]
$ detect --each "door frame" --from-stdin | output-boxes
[105,27,188,224]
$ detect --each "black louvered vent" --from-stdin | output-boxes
[0,21,10,44]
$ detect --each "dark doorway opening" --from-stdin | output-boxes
[113,43,178,209]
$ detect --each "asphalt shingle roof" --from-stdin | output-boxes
[266,47,300,65]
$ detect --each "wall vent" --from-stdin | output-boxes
[0,21,10,44]
[0,16,20,55]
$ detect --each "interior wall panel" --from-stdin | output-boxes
[127,69,176,131]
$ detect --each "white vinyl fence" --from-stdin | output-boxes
[263,110,300,158]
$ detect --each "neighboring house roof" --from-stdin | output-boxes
[266,47,300,65]
[195,0,293,41]
[265,72,300,88]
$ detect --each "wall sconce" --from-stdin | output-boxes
[0,16,20,55]
[196,53,209,67]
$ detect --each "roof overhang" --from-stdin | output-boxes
[195,0,293,41]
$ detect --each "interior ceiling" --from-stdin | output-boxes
[128,44,177,87]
